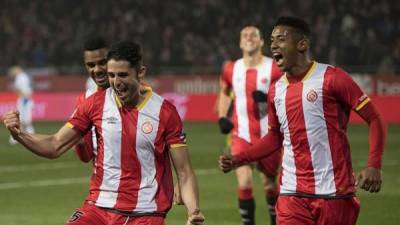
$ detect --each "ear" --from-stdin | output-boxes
[137,66,146,81]
[297,38,309,52]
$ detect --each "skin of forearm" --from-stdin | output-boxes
[177,168,200,215]
[13,132,77,159]
[217,92,231,118]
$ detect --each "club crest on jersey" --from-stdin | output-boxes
[142,120,153,134]
[67,211,84,223]
[261,78,268,84]
[306,89,318,103]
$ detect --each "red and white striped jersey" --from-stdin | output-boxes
[221,56,282,143]
[269,61,370,196]
[75,87,99,158]
[68,88,186,213]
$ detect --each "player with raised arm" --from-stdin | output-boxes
[4,41,204,225]
[217,26,282,225]
[219,17,386,225]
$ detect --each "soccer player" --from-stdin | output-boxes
[219,17,386,225]
[3,41,204,225]
[217,26,282,225]
[74,37,109,163]
[8,66,35,145]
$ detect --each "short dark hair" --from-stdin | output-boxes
[107,41,143,69]
[274,17,311,38]
[83,37,107,51]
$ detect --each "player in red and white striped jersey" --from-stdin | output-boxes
[219,17,386,225]
[4,41,204,225]
[217,26,282,225]
[74,37,109,163]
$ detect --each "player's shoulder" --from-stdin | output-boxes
[222,60,236,74]
[321,62,351,80]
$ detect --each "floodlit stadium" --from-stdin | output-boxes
[0,1,399,225]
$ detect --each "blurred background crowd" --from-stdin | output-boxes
[1,0,399,75]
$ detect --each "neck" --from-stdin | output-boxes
[243,52,263,68]
[286,57,312,77]
[124,88,148,108]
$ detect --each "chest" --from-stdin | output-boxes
[94,107,162,152]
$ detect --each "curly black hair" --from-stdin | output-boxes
[274,16,311,38]
[83,36,107,51]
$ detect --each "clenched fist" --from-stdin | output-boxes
[3,110,21,136]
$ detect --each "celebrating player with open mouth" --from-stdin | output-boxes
[4,41,204,225]
[219,17,386,225]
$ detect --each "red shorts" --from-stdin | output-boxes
[276,195,360,225]
[231,136,281,176]
[65,203,165,225]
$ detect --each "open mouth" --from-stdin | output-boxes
[114,87,128,100]
[272,52,284,66]
[95,73,107,83]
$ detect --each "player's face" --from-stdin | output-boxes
[240,27,264,54]
[84,48,109,89]
[270,25,305,72]
[107,59,146,106]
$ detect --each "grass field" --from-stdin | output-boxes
[0,122,399,225]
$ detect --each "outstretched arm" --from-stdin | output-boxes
[3,110,81,159]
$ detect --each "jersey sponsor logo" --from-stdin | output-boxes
[306,89,318,103]
[105,116,119,124]
[67,211,84,223]
[142,120,153,134]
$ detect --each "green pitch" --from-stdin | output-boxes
[0,122,399,225]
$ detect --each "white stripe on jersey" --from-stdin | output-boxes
[274,79,297,193]
[134,93,163,212]
[256,57,273,137]
[302,63,336,194]
[232,59,250,142]
[85,88,98,171]
[96,88,122,208]
[232,57,274,142]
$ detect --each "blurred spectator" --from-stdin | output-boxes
[0,0,399,75]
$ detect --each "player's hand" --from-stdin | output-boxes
[173,184,184,205]
[218,117,233,134]
[218,154,240,173]
[356,167,382,193]
[252,90,267,102]
[3,110,22,135]
[186,209,204,225]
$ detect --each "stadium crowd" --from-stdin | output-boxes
[0,0,399,74]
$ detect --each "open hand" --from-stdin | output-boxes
[186,209,204,225]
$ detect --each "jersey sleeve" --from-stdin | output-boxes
[67,96,94,135]
[267,84,281,132]
[163,102,187,149]
[330,67,370,111]
[220,61,235,89]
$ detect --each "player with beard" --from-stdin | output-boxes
[4,41,205,225]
